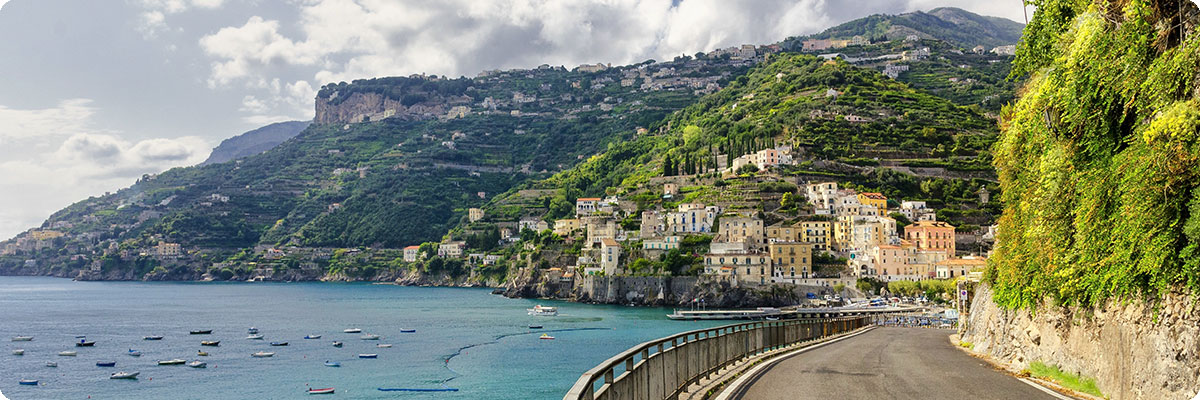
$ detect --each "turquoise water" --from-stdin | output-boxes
[0,277,724,399]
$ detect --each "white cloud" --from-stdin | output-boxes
[0,99,100,142]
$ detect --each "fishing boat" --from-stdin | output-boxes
[201,341,220,346]
[12,336,33,341]
[247,327,259,334]
[539,333,555,340]
[399,329,416,333]
[58,351,77,356]
[270,341,288,346]
[247,334,264,340]
[307,387,335,394]
[528,325,543,329]
[358,353,378,359]
[377,344,392,348]
[324,361,340,367]
[197,350,209,356]
[304,334,322,339]
[190,330,212,335]
[76,340,96,347]
[143,336,164,341]
[19,379,38,385]
[97,361,116,367]
[343,328,362,333]
[11,349,23,355]
[110,371,139,379]
[360,334,380,340]
[158,359,186,365]
[188,361,207,368]
[252,351,275,357]
[527,305,558,316]
[45,362,57,367]
[128,349,142,357]
[332,341,343,348]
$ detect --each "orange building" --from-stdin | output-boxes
[904,220,956,255]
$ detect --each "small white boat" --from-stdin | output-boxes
[188,361,207,368]
[344,328,362,333]
[12,349,24,355]
[332,341,343,347]
[252,351,275,358]
[197,350,209,357]
[59,351,77,356]
[539,333,555,340]
[247,334,264,340]
[12,336,33,341]
[110,371,139,379]
[128,349,142,357]
[46,361,57,367]
[143,336,164,341]
[528,305,558,316]
[158,359,186,365]
[377,344,392,348]
[19,379,38,385]
[304,334,322,339]
[360,334,380,340]
[308,387,335,394]
[324,361,340,367]
[248,327,259,334]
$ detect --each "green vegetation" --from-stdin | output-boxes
[987,0,1200,309]
[1026,361,1104,398]
[783,7,1023,49]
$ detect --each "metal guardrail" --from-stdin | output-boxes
[563,316,871,400]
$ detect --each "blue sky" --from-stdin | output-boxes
[0,0,1033,239]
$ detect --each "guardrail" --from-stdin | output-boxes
[564,316,871,400]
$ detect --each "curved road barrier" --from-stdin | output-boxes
[564,316,870,400]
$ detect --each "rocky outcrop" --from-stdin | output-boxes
[202,121,311,165]
[962,284,1200,400]
[314,92,471,124]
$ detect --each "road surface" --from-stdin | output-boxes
[728,327,1061,400]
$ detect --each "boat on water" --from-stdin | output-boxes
[252,351,275,357]
[12,349,23,355]
[128,349,142,357]
[158,359,186,365]
[110,371,139,379]
[59,351,77,356]
[324,361,340,367]
[270,341,289,346]
[539,333,555,340]
[197,350,209,356]
[358,354,377,359]
[19,379,38,385]
[12,336,33,341]
[201,341,220,346]
[343,328,362,333]
[377,344,392,348]
[399,329,416,333]
[45,362,57,367]
[188,361,207,368]
[528,325,543,329]
[97,361,116,367]
[307,387,335,395]
[528,305,558,316]
[190,330,213,335]
[76,340,96,347]
[247,327,259,334]
[332,341,343,347]
[247,334,264,340]
[143,336,164,340]
[304,334,322,339]
[666,307,783,321]
[360,334,380,340]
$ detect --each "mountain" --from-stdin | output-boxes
[201,121,311,165]
[786,7,1024,49]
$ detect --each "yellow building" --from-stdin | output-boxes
[857,192,888,212]
[799,221,832,251]
[553,219,581,236]
[769,241,812,279]
[766,224,800,242]
[29,230,65,241]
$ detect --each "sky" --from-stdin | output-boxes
[0,0,1031,240]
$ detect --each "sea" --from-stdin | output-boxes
[0,276,725,399]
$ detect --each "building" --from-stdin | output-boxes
[703,251,772,286]
[990,45,1016,56]
[766,224,800,243]
[769,241,812,279]
[899,201,936,222]
[576,197,602,216]
[850,35,869,46]
[663,183,679,196]
[905,221,957,255]
[468,208,484,222]
[584,216,619,245]
[718,216,765,246]
[643,236,681,251]
[155,242,181,258]
[872,244,910,278]
[554,219,581,236]
[799,221,832,251]
[403,245,420,262]
[805,182,839,214]
[666,204,719,234]
[640,210,664,238]
[519,216,549,233]
[600,238,621,275]
[935,257,987,278]
[438,241,466,257]
[857,192,888,212]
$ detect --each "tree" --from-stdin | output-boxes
[737,164,759,175]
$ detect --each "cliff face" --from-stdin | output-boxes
[202,121,311,165]
[314,91,471,124]
[962,284,1200,400]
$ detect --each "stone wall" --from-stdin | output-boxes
[962,284,1200,399]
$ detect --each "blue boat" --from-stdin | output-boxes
[378,388,458,392]
[97,361,116,367]
[358,354,377,359]
[304,335,321,339]
[324,361,340,367]
[399,329,416,333]
[19,379,38,385]
[270,342,288,346]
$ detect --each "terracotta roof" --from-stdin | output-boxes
[936,257,987,266]
[577,197,602,201]
[911,220,954,228]
[859,192,887,200]
[404,245,420,250]
[600,238,620,246]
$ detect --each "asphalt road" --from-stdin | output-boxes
[728,327,1060,400]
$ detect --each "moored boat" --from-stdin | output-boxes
[539,333,555,340]
[307,387,335,394]
[201,341,220,346]
[45,361,57,367]
[128,349,142,357]
[110,371,139,379]
[76,340,96,347]
[399,329,416,333]
[527,305,558,316]
[158,359,186,365]
[252,351,275,357]
[247,334,264,340]
[270,341,288,346]
[19,379,38,385]
[360,334,380,340]
[189,330,212,335]
[58,351,77,356]
[528,325,543,329]
[343,328,362,333]
[12,349,23,355]
[197,350,209,356]
[377,344,392,348]
[358,353,377,359]
[324,361,340,367]
[332,341,343,347]
[188,361,207,368]
[97,361,116,367]
[143,336,164,340]
[12,336,33,341]
[304,334,321,339]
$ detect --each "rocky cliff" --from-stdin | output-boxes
[201,120,311,165]
[962,284,1200,400]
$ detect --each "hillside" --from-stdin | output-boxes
[787,7,1023,49]
[201,120,311,165]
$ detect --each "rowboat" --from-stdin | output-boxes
[143,336,164,340]
[201,341,220,346]
[247,334,264,340]
[332,341,343,347]
[307,387,335,394]
[190,330,212,335]
[128,349,142,357]
[19,379,38,385]
[12,336,33,341]
[110,371,139,379]
[358,354,377,359]
[304,334,322,339]
[158,359,186,365]
[76,340,96,347]
[270,341,289,346]
[377,344,392,348]
[59,351,77,356]
[399,329,416,333]
[324,361,340,367]
[12,349,23,355]
[539,333,555,340]
[343,328,362,333]
[97,361,116,367]
[197,351,209,356]
[360,334,380,340]
[45,362,57,367]
[252,351,275,357]
[188,361,207,368]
